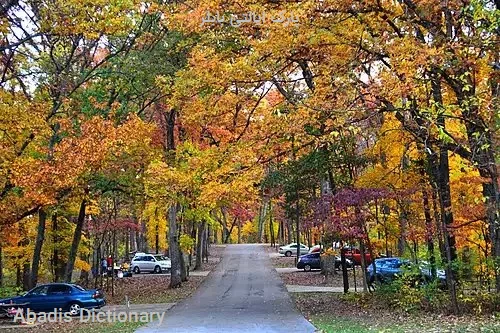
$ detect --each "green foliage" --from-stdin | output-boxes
[0,286,23,298]
[179,234,195,253]
[310,315,375,333]
[458,291,500,315]
[182,207,216,225]
[375,271,449,313]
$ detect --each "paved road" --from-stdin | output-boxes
[137,244,316,333]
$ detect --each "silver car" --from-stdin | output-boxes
[131,253,171,274]
[278,243,309,257]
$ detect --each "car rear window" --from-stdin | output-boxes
[30,286,49,296]
[73,285,86,291]
[154,255,167,261]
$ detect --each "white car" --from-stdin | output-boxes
[278,243,309,257]
[131,253,171,274]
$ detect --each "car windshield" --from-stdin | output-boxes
[154,255,168,261]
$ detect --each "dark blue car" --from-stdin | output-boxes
[0,283,105,315]
[297,253,354,271]
[297,253,322,271]
[367,257,446,286]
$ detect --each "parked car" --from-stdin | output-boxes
[131,253,171,274]
[297,253,321,271]
[278,243,309,257]
[0,283,105,315]
[308,245,323,253]
[367,257,446,287]
[334,255,354,270]
[297,253,354,271]
[343,246,372,265]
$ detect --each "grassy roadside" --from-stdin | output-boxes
[292,293,500,333]
[309,313,500,333]
[72,320,144,333]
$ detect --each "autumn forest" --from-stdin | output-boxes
[0,0,499,319]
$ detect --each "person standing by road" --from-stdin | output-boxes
[101,257,107,275]
[107,255,113,274]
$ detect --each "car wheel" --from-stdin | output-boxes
[68,302,82,316]
[133,266,140,274]
[285,251,292,257]
[154,265,162,274]
[304,264,312,272]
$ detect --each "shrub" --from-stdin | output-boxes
[458,290,500,315]
[0,286,23,299]
[374,270,449,313]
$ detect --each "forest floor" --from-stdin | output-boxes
[266,246,500,332]
[0,245,226,333]
[280,269,365,289]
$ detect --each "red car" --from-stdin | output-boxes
[343,247,372,265]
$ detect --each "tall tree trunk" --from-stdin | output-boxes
[277,221,282,247]
[359,240,368,292]
[422,187,437,278]
[431,186,445,262]
[203,224,209,263]
[130,224,137,253]
[286,220,292,244]
[64,197,87,282]
[155,223,159,254]
[430,74,459,313]
[16,265,21,288]
[220,208,231,244]
[269,201,275,247]
[397,204,408,256]
[257,203,264,243]
[194,221,206,270]
[125,227,130,260]
[488,46,500,292]
[164,108,182,288]
[224,217,238,244]
[22,263,30,291]
[18,223,30,290]
[30,208,46,289]
[237,219,241,244]
[168,204,182,288]
[258,198,269,243]
[189,221,196,266]
[295,189,300,259]
[482,178,500,292]
[213,223,218,244]
[180,248,188,282]
[52,213,63,282]
[142,219,149,253]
